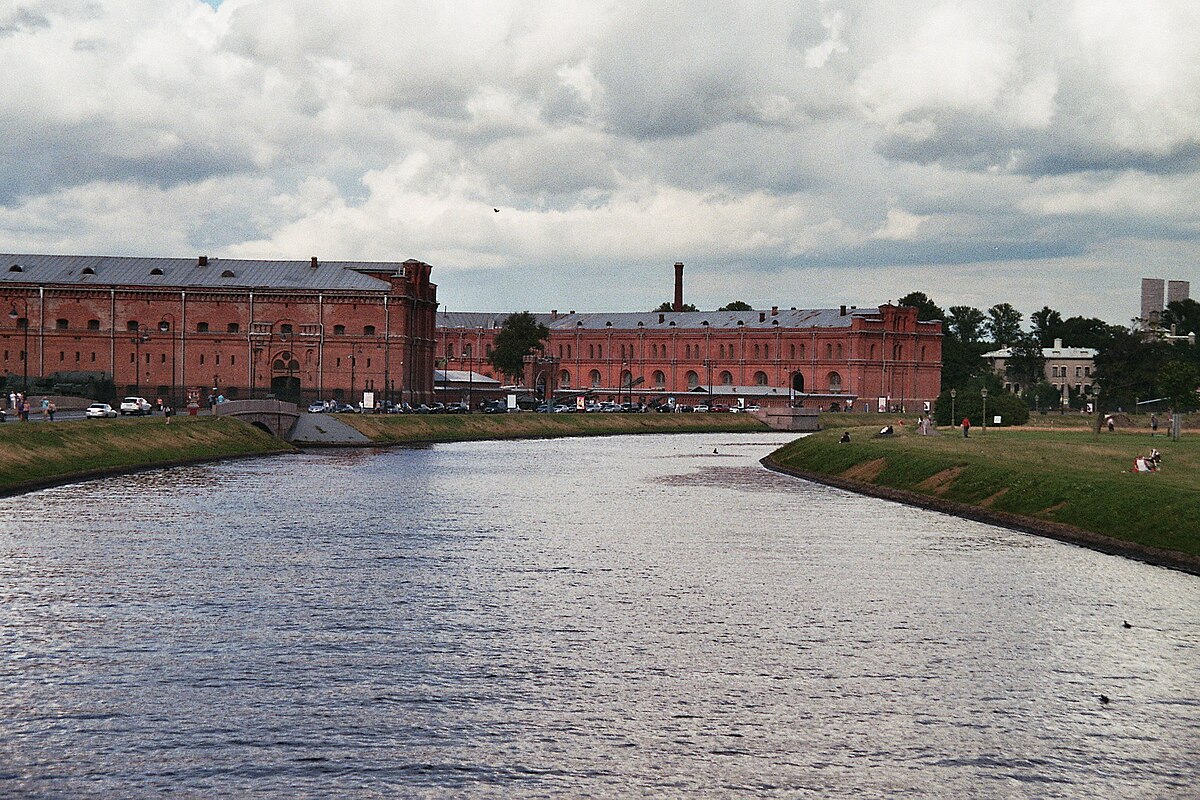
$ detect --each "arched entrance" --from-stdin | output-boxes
[792,372,805,392]
[271,351,302,403]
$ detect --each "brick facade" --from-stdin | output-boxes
[1,255,438,405]
[438,304,943,411]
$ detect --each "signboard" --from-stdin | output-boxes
[576,395,585,410]
[362,391,375,409]
[667,396,676,407]
[923,401,931,412]
[737,397,745,409]
[877,396,888,413]
[507,393,518,410]
[993,415,1002,425]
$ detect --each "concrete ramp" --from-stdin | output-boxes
[214,399,301,439]
[287,413,372,445]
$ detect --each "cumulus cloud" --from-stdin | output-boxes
[0,0,1198,323]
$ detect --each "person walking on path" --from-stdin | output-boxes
[164,403,173,424]
[40,397,49,419]
[962,417,971,438]
[47,400,55,421]
[1151,413,1159,435]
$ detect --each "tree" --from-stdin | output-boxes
[1156,360,1199,411]
[1023,382,1062,413]
[1030,306,1064,347]
[487,311,550,382]
[1005,335,1046,389]
[1093,330,1173,410]
[1054,316,1124,350]
[898,292,945,322]
[717,300,752,311]
[1163,298,1200,336]
[986,303,1023,346]
[947,306,986,344]
[654,301,698,312]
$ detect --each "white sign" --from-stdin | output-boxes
[737,397,745,409]
[507,393,518,410]
[362,391,375,409]
[877,396,888,413]
[923,401,931,412]
[576,395,585,410]
[993,415,1002,424]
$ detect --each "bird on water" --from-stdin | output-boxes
[1123,620,1132,629]
[1099,694,1110,705]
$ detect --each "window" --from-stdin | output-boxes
[221,269,235,278]
[90,353,95,362]
[836,343,842,358]
[55,318,68,329]
[127,321,139,332]
[197,322,209,333]
[160,353,166,363]
[1084,366,1091,377]
[825,343,832,359]
[754,371,768,385]
[870,344,876,359]
[653,370,665,387]
[280,324,293,335]
[720,371,733,385]
[228,322,239,333]
[88,319,100,331]
[686,370,699,389]
[364,325,376,336]
[559,370,571,388]
[590,370,602,388]
[230,355,235,366]
[333,324,345,335]
[59,351,65,361]
[827,371,843,391]
[1076,366,1082,377]
[150,268,164,276]
[200,354,205,365]
[764,344,769,359]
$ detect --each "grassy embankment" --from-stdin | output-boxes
[0,415,294,496]
[339,410,769,444]
[766,424,1200,570]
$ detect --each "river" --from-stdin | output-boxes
[1,433,1197,798]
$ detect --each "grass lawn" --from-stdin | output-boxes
[0,415,293,494]
[770,425,1200,557]
[339,410,769,443]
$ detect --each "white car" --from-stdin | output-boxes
[119,396,153,416]
[85,402,118,418]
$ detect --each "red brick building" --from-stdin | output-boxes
[438,303,943,411]
[1,254,438,405]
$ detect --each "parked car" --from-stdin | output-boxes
[119,396,152,416]
[482,401,507,414]
[85,402,118,418]
[444,402,470,414]
[307,402,327,413]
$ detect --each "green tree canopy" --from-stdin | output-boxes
[1030,306,1064,346]
[898,292,945,322]
[487,311,550,382]
[1005,334,1046,387]
[1093,330,1173,410]
[717,300,752,311]
[1156,360,1199,411]
[947,305,986,344]
[986,303,1023,346]
[1163,298,1200,336]
[1051,316,1124,350]
[654,301,698,312]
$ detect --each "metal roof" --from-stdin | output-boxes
[433,369,501,385]
[439,307,881,331]
[983,344,1098,359]
[0,253,403,292]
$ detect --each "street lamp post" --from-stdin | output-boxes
[8,298,29,395]
[131,324,150,396]
[159,314,176,407]
[981,387,988,434]
[950,388,956,426]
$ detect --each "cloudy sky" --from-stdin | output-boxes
[1,1,1197,324]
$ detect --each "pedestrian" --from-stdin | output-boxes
[164,403,173,424]
[1151,413,1158,435]
[7,391,14,409]
[47,401,55,421]
[962,417,971,438]
[41,397,49,419]
[20,399,29,422]
[1106,415,1115,432]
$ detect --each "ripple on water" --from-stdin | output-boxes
[0,432,1197,798]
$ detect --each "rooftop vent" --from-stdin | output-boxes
[737,320,744,327]
[8,264,21,272]
[772,319,779,326]
[840,305,847,316]
[771,306,778,316]
[658,313,665,323]
[759,312,766,322]
[82,266,95,275]
[669,321,676,327]
[311,256,318,269]
[150,268,164,275]
[637,321,644,327]
[605,321,612,327]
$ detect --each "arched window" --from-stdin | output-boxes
[764,344,769,359]
[559,370,571,388]
[653,370,665,387]
[363,325,376,336]
[686,370,699,389]
[790,343,795,359]
[827,371,843,391]
[620,369,632,388]
[333,324,345,335]
[719,370,733,385]
[825,343,833,359]
[754,371,768,385]
[799,344,806,359]
[590,370,602,388]
[870,344,876,359]
[836,343,842,358]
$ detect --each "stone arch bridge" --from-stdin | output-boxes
[214,399,300,439]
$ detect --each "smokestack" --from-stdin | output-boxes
[673,261,684,312]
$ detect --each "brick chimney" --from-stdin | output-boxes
[197,255,208,267]
[311,256,319,269]
[771,306,778,316]
[673,262,684,312]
